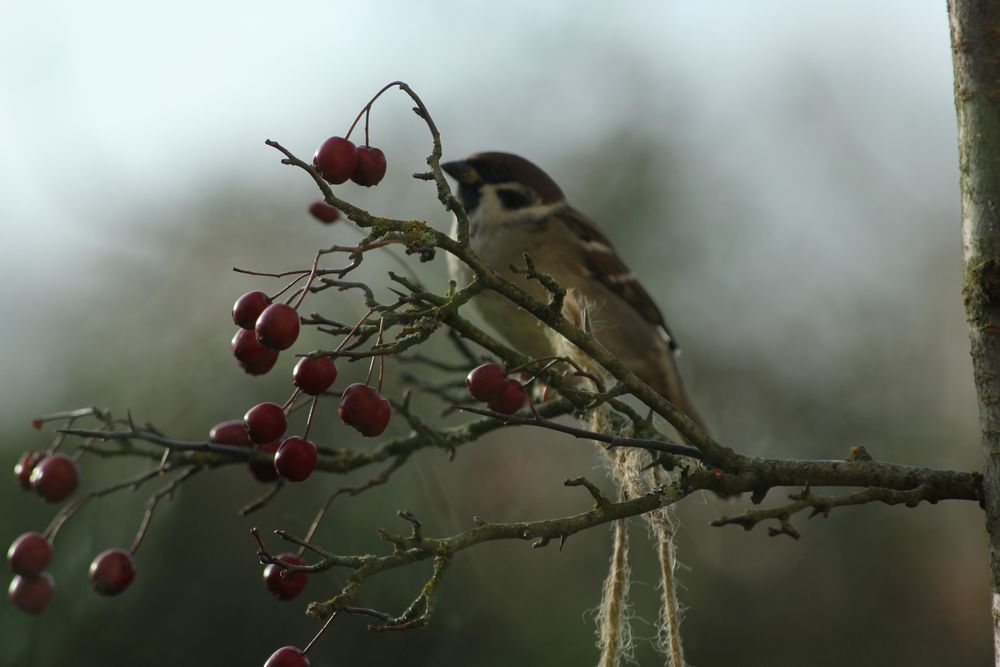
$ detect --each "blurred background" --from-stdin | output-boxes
[0,1,987,665]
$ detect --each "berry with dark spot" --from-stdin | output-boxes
[30,454,79,503]
[465,363,507,402]
[263,552,308,600]
[256,304,300,351]
[7,532,52,578]
[244,403,287,445]
[292,356,338,396]
[89,548,135,596]
[351,146,387,187]
[274,437,317,482]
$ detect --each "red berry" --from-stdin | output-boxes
[32,419,43,430]
[89,548,135,596]
[263,552,308,600]
[339,384,392,437]
[14,451,45,490]
[248,440,281,482]
[209,420,252,447]
[264,646,310,667]
[30,454,79,502]
[233,291,272,330]
[274,437,317,482]
[256,304,300,351]
[232,328,280,375]
[7,532,52,578]
[466,363,508,402]
[351,146,387,187]
[308,201,340,223]
[313,136,359,185]
[8,572,53,614]
[292,356,338,396]
[486,379,527,415]
[244,402,287,444]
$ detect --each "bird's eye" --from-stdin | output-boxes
[496,188,532,209]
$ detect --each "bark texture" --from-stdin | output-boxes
[948,0,1000,659]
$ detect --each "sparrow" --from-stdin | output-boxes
[442,152,705,430]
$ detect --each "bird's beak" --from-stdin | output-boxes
[441,159,480,185]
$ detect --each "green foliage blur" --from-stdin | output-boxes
[0,2,988,666]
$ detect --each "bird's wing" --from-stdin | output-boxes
[553,207,680,353]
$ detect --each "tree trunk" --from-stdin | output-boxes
[948,0,1000,660]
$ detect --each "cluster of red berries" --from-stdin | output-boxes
[304,136,387,226]
[232,291,300,376]
[11,426,144,612]
[15,450,78,502]
[465,363,527,414]
[211,388,391,485]
[230,290,394,437]
[9,441,139,613]
[313,136,386,188]
[7,532,136,614]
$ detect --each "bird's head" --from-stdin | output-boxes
[442,152,566,223]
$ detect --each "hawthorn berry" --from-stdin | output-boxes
[7,532,52,578]
[232,328,280,376]
[308,201,340,224]
[8,572,53,614]
[313,136,358,185]
[248,440,281,483]
[244,403,287,444]
[233,291,272,330]
[292,356,338,396]
[351,146,387,187]
[209,420,252,447]
[263,552,308,600]
[30,454,79,502]
[14,451,45,489]
[339,383,392,437]
[466,363,507,402]
[256,304,300,351]
[274,437,317,482]
[264,646,310,667]
[89,548,135,596]
[487,379,527,415]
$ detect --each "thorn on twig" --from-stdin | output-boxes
[767,520,801,540]
[564,477,611,507]
[398,510,422,540]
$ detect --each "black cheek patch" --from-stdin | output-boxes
[458,183,481,213]
[497,188,532,209]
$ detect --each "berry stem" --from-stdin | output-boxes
[344,80,406,142]
[302,396,319,441]
[282,389,303,412]
[291,249,325,311]
[364,317,385,387]
[377,318,386,393]
[269,273,310,303]
[302,610,340,655]
[129,466,201,555]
